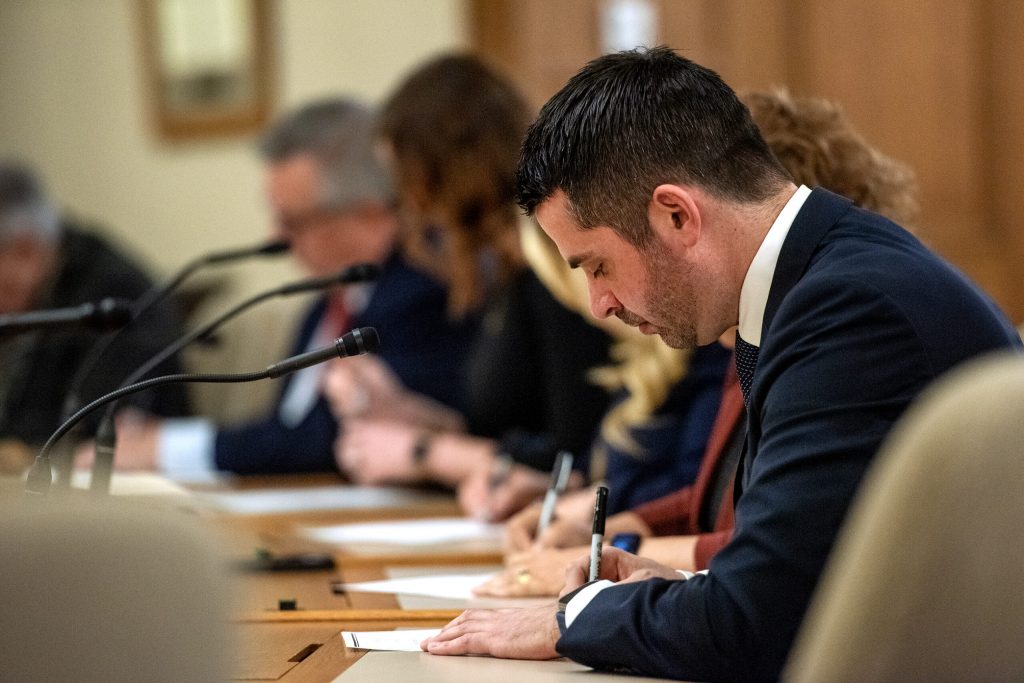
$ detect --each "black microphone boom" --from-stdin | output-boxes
[276,263,380,295]
[266,326,378,378]
[203,239,289,265]
[62,239,290,421]
[25,327,380,496]
[129,239,290,318]
[0,298,133,338]
[84,262,380,496]
[116,262,381,394]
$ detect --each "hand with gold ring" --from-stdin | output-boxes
[473,547,589,598]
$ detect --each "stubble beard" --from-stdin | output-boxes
[641,239,699,350]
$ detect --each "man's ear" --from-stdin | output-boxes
[649,184,701,248]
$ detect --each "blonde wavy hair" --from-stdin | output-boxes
[523,88,922,460]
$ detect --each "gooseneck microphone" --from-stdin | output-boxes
[61,240,290,422]
[85,262,380,495]
[109,262,380,405]
[266,326,375,378]
[199,239,290,265]
[0,298,133,338]
[25,327,380,497]
[128,239,290,320]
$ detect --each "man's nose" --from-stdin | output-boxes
[588,282,621,320]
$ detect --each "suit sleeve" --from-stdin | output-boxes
[557,277,934,681]
[213,396,337,474]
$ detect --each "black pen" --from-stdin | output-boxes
[589,485,608,582]
[536,451,573,538]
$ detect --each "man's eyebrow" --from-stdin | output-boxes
[567,252,594,270]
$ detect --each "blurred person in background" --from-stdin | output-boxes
[325,54,615,515]
[0,162,189,471]
[478,87,923,597]
[91,98,475,476]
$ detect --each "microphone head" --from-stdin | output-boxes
[87,298,134,331]
[206,240,291,264]
[276,264,380,296]
[258,240,290,256]
[335,327,380,357]
[338,263,381,284]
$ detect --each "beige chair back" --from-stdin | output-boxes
[0,497,233,681]
[785,352,1024,682]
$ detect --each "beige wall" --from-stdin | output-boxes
[0,0,466,422]
[0,0,466,284]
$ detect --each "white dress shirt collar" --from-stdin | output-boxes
[737,185,812,346]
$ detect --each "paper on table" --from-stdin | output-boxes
[299,517,503,550]
[341,628,440,651]
[338,568,551,609]
[199,485,447,515]
[339,570,497,600]
[68,471,191,497]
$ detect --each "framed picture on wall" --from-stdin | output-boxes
[138,0,274,140]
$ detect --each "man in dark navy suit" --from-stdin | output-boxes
[103,99,475,476]
[421,47,1022,680]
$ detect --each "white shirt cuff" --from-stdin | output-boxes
[565,570,709,628]
[676,569,709,581]
[157,418,216,479]
[564,579,614,628]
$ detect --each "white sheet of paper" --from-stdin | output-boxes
[198,485,446,515]
[341,628,440,651]
[160,468,227,486]
[67,471,191,497]
[338,567,551,609]
[339,570,496,600]
[299,517,503,549]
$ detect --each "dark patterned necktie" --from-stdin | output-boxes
[735,332,760,406]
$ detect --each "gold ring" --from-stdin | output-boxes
[516,567,531,584]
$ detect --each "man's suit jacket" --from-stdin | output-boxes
[213,252,476,474]
[0,225,191,446]
[556,189,1023,681]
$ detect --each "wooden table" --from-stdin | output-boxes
[232,611,460,681]
[200,474,502,680]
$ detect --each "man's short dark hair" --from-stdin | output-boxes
[515,46,789,248]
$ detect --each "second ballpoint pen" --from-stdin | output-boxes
[536,450,574,540]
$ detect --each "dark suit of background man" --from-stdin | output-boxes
[0,162,190,454]
[421,47,1022,681]
[104,99,476,476]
